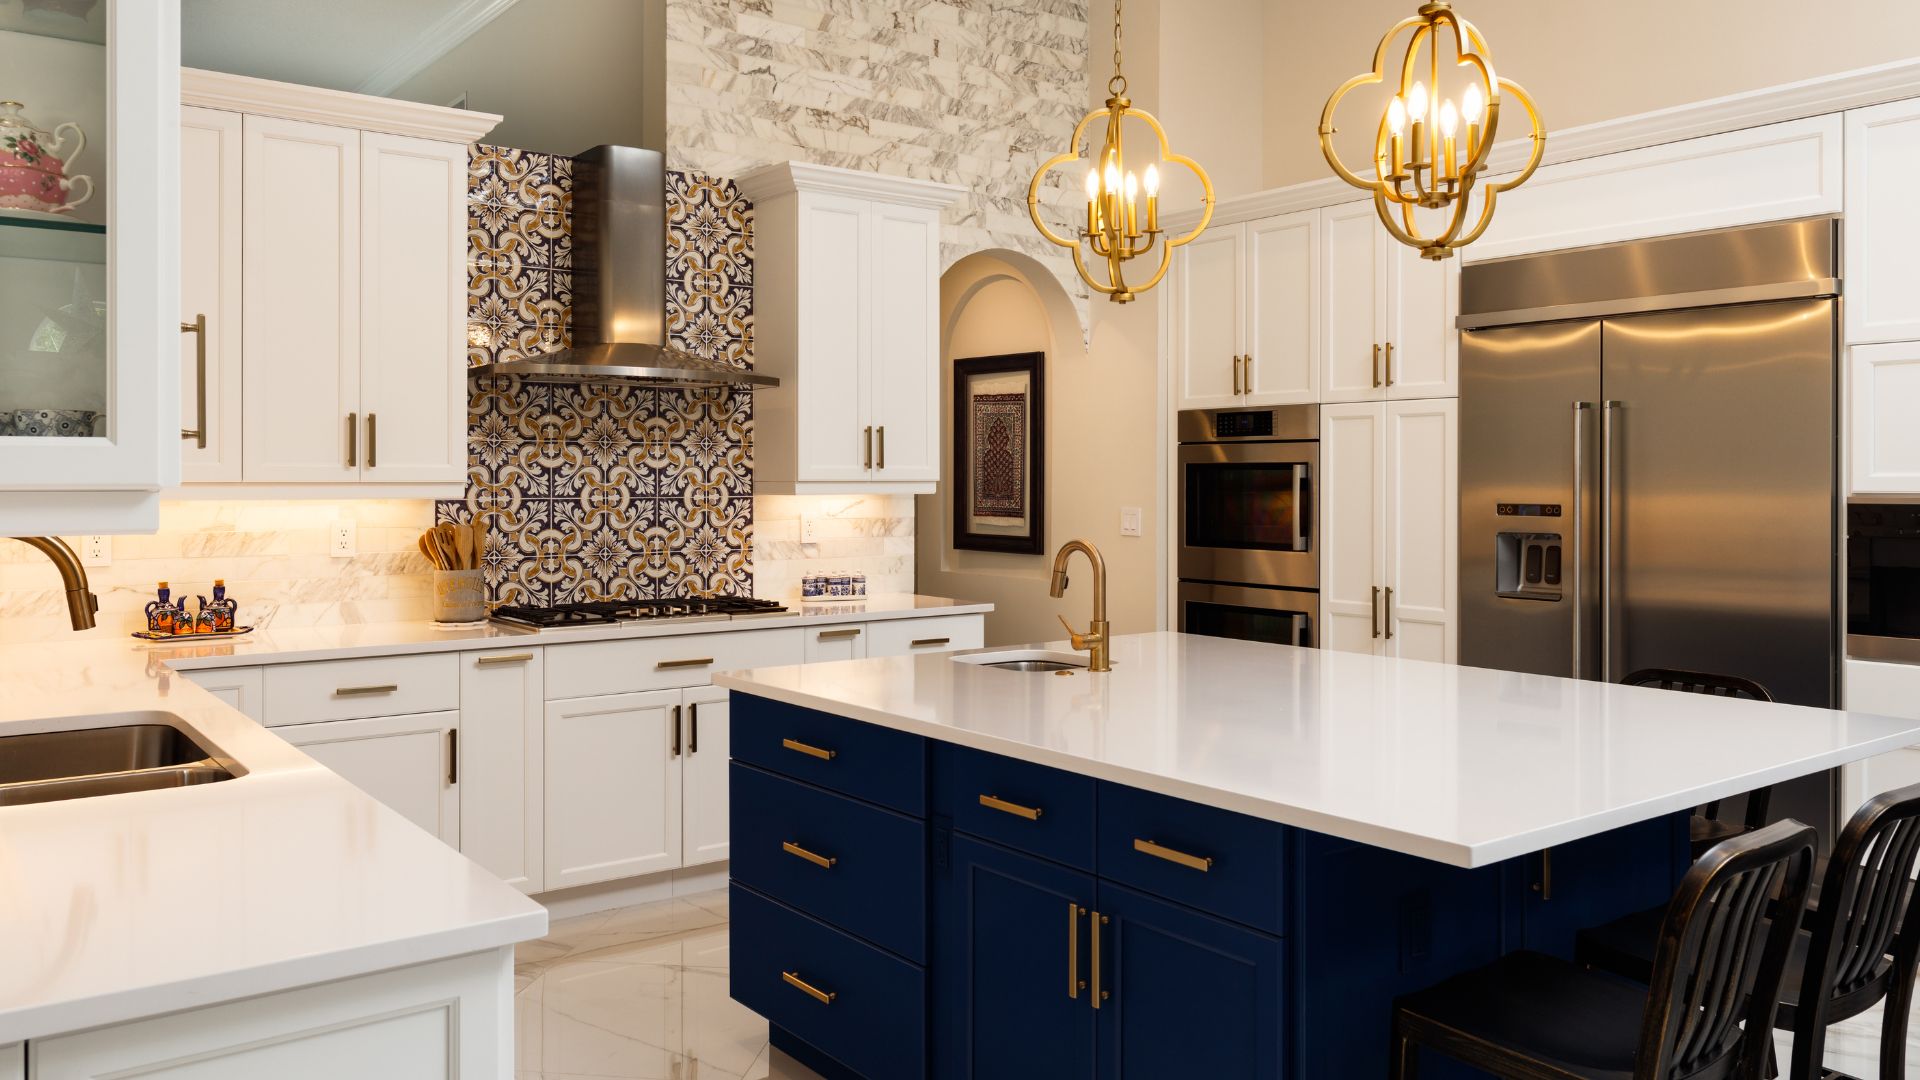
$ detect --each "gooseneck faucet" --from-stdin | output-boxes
[10,537,99,630]
[1048,538,1111,672]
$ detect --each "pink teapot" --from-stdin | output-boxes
[0,101,92,214]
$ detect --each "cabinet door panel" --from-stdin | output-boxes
[682,684,732,866]
[1245,212,1318,405]
[179,106,244,482]
[1094,882,1284,1080]
[241,116,360,483]
[544,689,683,889]
[279,711,458,845]
[1320,403,1385,654]
[459,649,543,893]
[359,133,466,484]
[870,203,940,482]
[1384,398,1457,662]
[1386,248,1454,398]
[1845,99,1920,344]
[182,666,263,723]
[933,834,1096,1080]
[1320,202,1386,403]
[1172,224,1245,410]
[797,193,872,482]
[1850,342,1920,493]
[803,623,868,663]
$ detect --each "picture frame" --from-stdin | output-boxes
[952,351,1045,554]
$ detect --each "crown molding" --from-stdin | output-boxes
[735,160,969,209]
[1172,56,1920,231]
[354,0,521,97]
[181,68,503,144]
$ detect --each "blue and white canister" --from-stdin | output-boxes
[852,572,867,599]
[802,572,827,601]
[829,572,853,599]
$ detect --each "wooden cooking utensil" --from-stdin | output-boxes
[435,523,461,569]
[454,524,474,570]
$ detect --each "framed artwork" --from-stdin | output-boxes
[953,351,1045,554]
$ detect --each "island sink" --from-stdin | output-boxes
[951,648,1088,673]
[0,715,235,806]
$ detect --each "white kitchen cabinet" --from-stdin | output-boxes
[1849,342,1920,494]
[279,711,460,846]
[1,1042,19,1080]
[29,947,510,1080]
[182,666,263,723]
[543,689,683,890]
[1846,99,1920,345]
[1319,399,1457,661]
[459,648,543,894]
[681,684,732,867]
[1320,201,1453,403]
[179,105,244,483]
[804,623,869,663]
[865,613,986,656]
[1842,658,1920,811]
[1171,211,1319,410]
[0,2,179,534]
[738,162,966,495]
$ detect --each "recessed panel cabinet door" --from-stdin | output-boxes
[1845,98,1920,345]
[681,685,732,866]
[544,689,683,890]
[278,711,459,845]
[1850,341,1920,493]
[179,106,244,483]
[1385,249,1454,398]
[797,192,872,483]
[1321,201,1387,403]
[1245,211,1319,405]
[241,115,360,484]
[870,202,940,482]
[358,132,466,484]
[1173,224,1245,410]
[1384,398,1457,662]
[459,649,543,893]
[1320,403,1386,654]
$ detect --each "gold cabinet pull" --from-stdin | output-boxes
[346,411,358,467]
[1134,837,1214,872]
[180,315,207,448]
[334,684,398,697]
[1384,341,1395,386]
[475,652,534,666]
[1371,343,1382,388]
[782,840,837,869]
[447,728,458,785]
[1533,846,1554,900]
[877,425,886,470]
[366,412,377,468]
[1384,586,1395,640]
[1231,353,1242,395]
[817,628,862,641]
[979,793,1042,821]
[782,737,837,761]
[689,701,700,754]
[782,970,836,1005]
[656,657,714,670]
[1091,912,1109,1008]
[863,425,873,469]
[910,637,951,648]
[671,704,682,757]
[1371,585,1381,639]
[1067,903,1085,999]
[1243,354,1253,393]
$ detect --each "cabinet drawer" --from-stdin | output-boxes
[732,693,926,815]
[261,653,459,725]
[933,742,1094,871]
[865,614,984,657]
[731,883,926,1080]
[545,628,804,698]
[1096,782,1288,934]
[804,622,868,663]
[732,762,927,962]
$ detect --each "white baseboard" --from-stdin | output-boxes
[533,861,730,921]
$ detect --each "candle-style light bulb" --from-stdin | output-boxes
[1143,163,1160,196]
[1084,168,1100,237]
[1085,168,1100,200]
[1123,170,1140,238]
[1461,82,1484,125]
[1439,99,1460,182]
[1439,99,1459,137]
[1104,161,1121,193]
[1387,96,1407,136]
[1408,81,1430,124]
[1143,163,1160,233]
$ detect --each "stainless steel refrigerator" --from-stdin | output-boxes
[1458,219,1842,828]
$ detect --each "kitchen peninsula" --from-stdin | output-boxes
[716,632,1920,1079]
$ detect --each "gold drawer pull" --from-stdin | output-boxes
[334,684,398,697]
[817,628,862,641]
[1134,837,1214,872]
[782,840,837,869]
[979,793,1043,821]
[656,657,714,670]
[911,637,951,648]
[475,652,534,666]
[782,970,836,1005]
[782,737,837,761]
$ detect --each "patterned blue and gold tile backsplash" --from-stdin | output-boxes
[437,145,755,605]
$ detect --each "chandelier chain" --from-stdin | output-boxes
[1109,0,1126,97]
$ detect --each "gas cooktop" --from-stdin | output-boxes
[489,596,789,630]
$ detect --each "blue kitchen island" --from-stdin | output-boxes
[715,633,1920,1079]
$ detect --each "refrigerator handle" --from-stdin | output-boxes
[1601,400,1621,684]
[1571,402,1592,679]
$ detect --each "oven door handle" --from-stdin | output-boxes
[1292,464,1309,553]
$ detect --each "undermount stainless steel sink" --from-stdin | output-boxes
[981,659,1084,673]
[952,649,1090,674]
[0,718,235,807]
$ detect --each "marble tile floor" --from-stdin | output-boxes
[515,888,1918,1079]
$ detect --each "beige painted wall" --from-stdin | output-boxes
[1263,0,1920,189]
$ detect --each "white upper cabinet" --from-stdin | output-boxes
[738,162,965,495]
[179,70,497,495]
[1846,99,1920,345]
[1321,201,1453,403]
[1850,341,1920,493]
[0,2,179,534]
[1170,211,1318,410]
[1171,223,1245,410]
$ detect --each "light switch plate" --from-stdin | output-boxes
[329,521,357,559]
[1120,507,1143,537]
[80,535,111,566]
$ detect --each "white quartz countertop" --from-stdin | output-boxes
[716,632,1920,869]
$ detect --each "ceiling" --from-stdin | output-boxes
[181,0,519,96]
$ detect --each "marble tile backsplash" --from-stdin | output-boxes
[753,494,917,601]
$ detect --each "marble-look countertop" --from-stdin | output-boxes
[717,632,1920,869]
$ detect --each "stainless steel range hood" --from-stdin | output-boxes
[471,145,776,389]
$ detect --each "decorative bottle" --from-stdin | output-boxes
[146,582,178,635]
[207,578,237,632]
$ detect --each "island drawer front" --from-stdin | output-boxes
[1096,783,1288,935]
[544,629,805,699]
[731,762,928,963]
[261,653,460,726]
[731,694,927,815]
[731,883,927,1080]
[865,614,985,657]
[933,742,1095,871]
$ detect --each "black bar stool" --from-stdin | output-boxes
[1622,667,1777,856]
[1577,783,1920,1079]
[1390,819,1816,1080]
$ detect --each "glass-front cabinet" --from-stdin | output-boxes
[0,0,178,534]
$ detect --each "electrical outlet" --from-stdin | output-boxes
[1120,507,1143,537]
[80,535,111,566]
[800,514,818,543]
[329,520,357,559]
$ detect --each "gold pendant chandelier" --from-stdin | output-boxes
[1319,1,1545,260]
[1026,0,1213,303]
